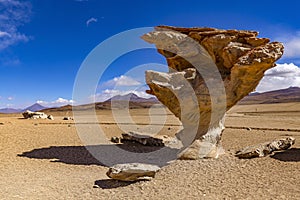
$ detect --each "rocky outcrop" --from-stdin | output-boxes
[142,26,284,159]
[121,132,165,146]
[106,163,160,181]
[63,117,73,120]
[22,110,53,120]
[236,137,295,159]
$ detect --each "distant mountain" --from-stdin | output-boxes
[42,93,159,112]
[0,103,48,114]
[239,87,300,105]
[105,93,158,103]
[0,108,22,114]
[22,103,48,112]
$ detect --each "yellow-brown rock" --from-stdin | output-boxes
[142,26,284,159]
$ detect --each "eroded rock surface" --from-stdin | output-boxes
[121,132,165,146]
[22,110,53,120]
[142,26,284,159]
[106,163,160,181]
[236,137,295,159]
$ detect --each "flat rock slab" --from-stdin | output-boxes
[106,163,160,182]
[236,137,295,159]
[121,132,165,146]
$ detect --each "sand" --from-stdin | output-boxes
[0,103,300,199]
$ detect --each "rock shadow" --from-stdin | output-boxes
[18,145,104,165]
[94,179,138,189]
[18,142,179,167]
[270,148,300,162]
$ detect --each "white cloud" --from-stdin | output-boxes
[0,31,11,38]
[86,17,97,27]
[7,96,14,100]
[93,75,146,102]
[0,0,31,51]
[36,98,75,107]
[255,63,300,92]
[102,75,141,88]
[279,32,300,58]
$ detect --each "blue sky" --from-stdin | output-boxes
[1,0,300,108]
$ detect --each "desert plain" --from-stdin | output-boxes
[0,102,300,199]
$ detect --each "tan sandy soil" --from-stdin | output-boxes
[0,103,300,199]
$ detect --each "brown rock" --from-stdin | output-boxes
[236,137,295,159]
[106,163,160,181]
[142,26,284,159]
[121,132,165,146]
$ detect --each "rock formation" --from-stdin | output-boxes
[236,137,295,159]
[22,110,54,120]
[107,163,160,181]
[121,132,165,146]
[142,26,284,159]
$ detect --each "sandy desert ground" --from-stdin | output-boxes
[0,102,300,199]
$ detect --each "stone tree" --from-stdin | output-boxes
[142,26,284,159]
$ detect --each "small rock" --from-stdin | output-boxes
[111,136,120,143]
[168,127,171,130]
[0,122,4,125]
[47,115,54,120]
[63,117,73,120]
[106,163,160,182]
[246,127,252,131]
[93,185,100,188]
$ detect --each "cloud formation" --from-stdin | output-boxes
[102,75,141,87]
[255,63,300,92]
[279,32,300,59]
[37,98,75,107]
[86,17,97,27]
[0,0,31,51]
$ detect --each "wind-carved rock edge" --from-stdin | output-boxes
[142,26,284,159]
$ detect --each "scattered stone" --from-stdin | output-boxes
[22,110,53,120]
[63,117,73,120]
[121,132,164,146]
[106,163,160,182]
[111,136,120,143]
[236,137,295,159]
[142,26,283,159]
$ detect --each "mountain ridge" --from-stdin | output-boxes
[239,87,300,105]
[1,88,300,113]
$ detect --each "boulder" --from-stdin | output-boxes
[106,163,160,181]
[121,132,165,146]
[22,110,48,119]
[22,110,53,120]
[63,117,73,120]
[141,26,284,159]
[236,137,295,159]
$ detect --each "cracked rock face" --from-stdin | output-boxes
[142,26,284,159]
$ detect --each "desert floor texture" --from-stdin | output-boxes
[1,102,300,199]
